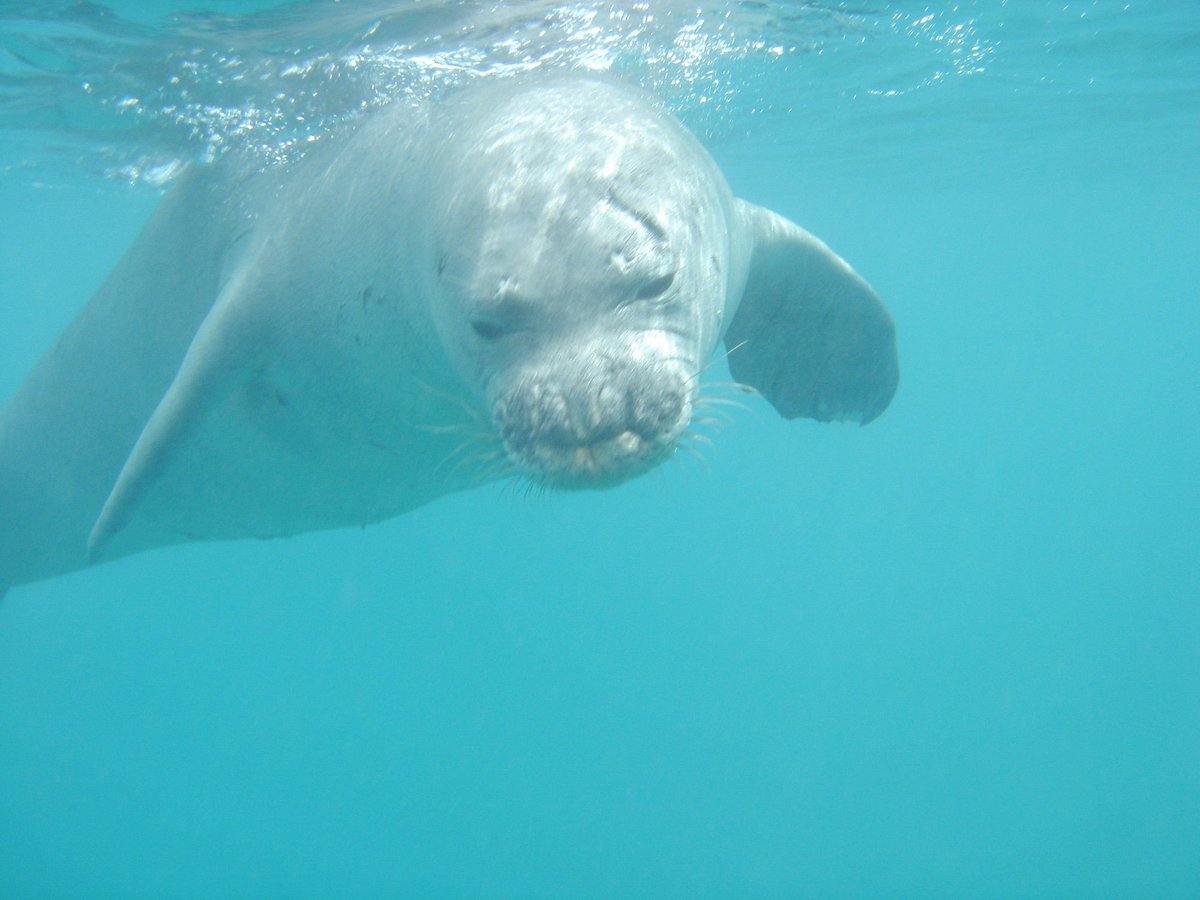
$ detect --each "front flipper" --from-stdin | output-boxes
[724,200,898,424]
[87,270,261,560]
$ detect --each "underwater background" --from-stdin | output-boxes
[1,1,1197,896]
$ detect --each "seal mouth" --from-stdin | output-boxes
[493,371,693,489]
[506,425,680,489]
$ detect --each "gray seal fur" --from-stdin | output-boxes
[0,76,897,589]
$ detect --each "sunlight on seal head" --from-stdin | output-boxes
[424,80,739,488]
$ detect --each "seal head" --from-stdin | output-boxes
[426,80,737,488]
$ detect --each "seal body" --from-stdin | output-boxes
[0,77,898,589]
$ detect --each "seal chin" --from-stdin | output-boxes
[493,365,694,489]
[510,424,682,489]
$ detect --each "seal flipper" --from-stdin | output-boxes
[724,200,898,424]
[88,274,261,560]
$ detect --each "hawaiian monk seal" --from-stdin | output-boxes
[0,76,897,590]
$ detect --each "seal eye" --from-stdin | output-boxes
[635,272,675,301]
[471,316,506,341]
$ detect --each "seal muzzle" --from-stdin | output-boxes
[493,355,693,488]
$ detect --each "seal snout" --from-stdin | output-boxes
[494,360,693,488]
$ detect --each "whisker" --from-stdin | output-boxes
[413,421,478,436]
[684,340,750,387]
[497,477,522,502]
[695,396,751,412]
[690,417,724,433]
[448,432,500,456]
[414,378,490,428]
[692,407,734,427]
[436,432,502,477]
[696,381,761,423]
[444,452,486,480]
[475,456,518,483]
[480,462,519,488]
[677,439,710,472]
[698,380,759,397]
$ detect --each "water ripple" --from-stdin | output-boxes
[0,1,1193,185]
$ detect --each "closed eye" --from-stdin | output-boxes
[606,192,668,242]
[635,271,675,301]
[471,317,506,340]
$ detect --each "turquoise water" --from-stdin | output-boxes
[1,1,1197,896]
